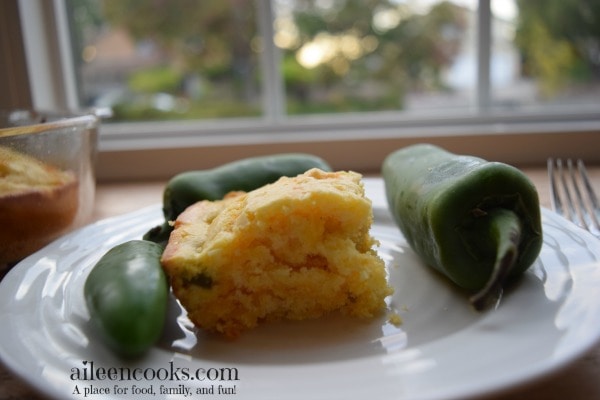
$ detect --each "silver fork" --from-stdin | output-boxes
[548,158,600,239]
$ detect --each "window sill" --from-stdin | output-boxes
[96,112,600,181]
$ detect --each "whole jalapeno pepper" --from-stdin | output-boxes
[382,144,543,310]
[144,153,332,245]
[84,240,168,358]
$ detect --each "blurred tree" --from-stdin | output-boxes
[286,0,467,111]
[71,0,469,117]
[102,0,259,101]
[515,0,600,97]
[128,66,183,94]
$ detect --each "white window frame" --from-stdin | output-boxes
[17,0,600,181]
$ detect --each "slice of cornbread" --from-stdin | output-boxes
[161,168,392,338]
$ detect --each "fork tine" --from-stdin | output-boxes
[548,158,562,214]
[557,158,579,223]
[577,159,600,212]
[548,157,600,239]
[567,158,589,228]
[576,159,600,233]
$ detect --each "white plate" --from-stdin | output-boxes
[2,178,600,400]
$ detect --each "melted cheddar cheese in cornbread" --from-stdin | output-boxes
[161,168,392,338]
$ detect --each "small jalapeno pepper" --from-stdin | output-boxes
[84,240,168,358]
[382,144,543,310]
[144,153,332,245]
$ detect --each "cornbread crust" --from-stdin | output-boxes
[0,146,78,265]
[161,168,392,338]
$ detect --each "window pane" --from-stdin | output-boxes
[67,0,262,122]
[491,0,600,109]
[274,0,477,115]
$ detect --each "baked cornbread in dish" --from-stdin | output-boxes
[161,168,392,338]
[0,146,78,265]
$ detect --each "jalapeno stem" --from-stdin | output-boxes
[469,209,522,311]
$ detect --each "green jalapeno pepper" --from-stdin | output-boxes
[84,240,168,358]
[382,144,543,310]
[144,153,332,244]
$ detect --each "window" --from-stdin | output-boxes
[69,0,262,121]
[15,0,600,180]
